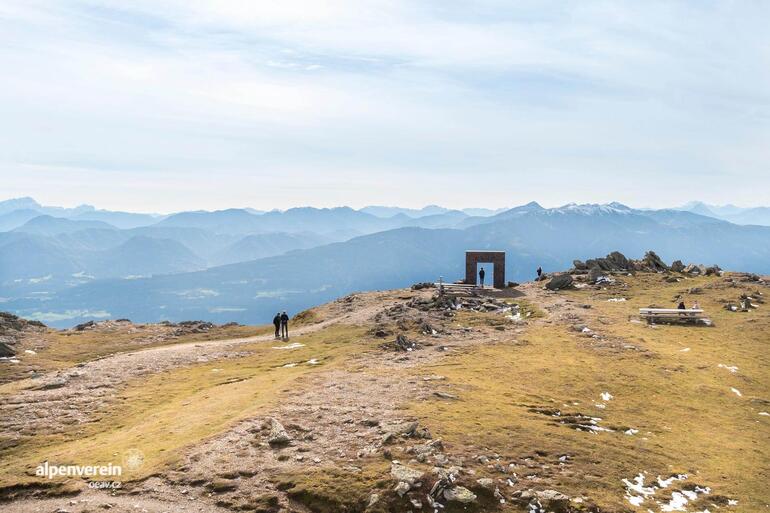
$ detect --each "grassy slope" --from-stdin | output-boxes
[1,274,767,512]
[407,274,769,511]
[0,324,272,385]
[0,325,371,488]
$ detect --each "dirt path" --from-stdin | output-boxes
[0,299,392,444]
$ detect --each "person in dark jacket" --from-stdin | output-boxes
[479,267,485,288]
[280,311,290,339]
[536,266,543,279]
[273,313,281,339]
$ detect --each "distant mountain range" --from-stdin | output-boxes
[678,201,770,226]
[1,197,768,328]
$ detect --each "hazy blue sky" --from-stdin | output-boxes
[1,1,768,213]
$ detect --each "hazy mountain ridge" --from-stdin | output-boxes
[3,200,768,327]
[2,197,769,328]
[679,201,770,226]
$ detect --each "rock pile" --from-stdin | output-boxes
[572,250,724,283]
[389,334,419,352]
[724,292,764,312]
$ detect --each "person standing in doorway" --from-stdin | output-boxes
[280,311,290,339]
[479,267,485,288]
[273,312,281,339]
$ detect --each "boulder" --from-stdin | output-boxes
[266,418,291,445]
[394,481,411,497]
[572,260,587,271]
[705,265,722,276]
[443,486,477,504]
[587,267,604,284]
[683,264,700,274]
[535,490,571,513]
[476,478,495,490]
[641,251,668,272]
[390,463,424,485]
[545,274,574,291]
[0,342,14,358]
[671,260,685,272]
[585,251,630,272]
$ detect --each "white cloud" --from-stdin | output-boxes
[0,0,768,210]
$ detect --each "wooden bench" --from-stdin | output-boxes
[639,308,707,325]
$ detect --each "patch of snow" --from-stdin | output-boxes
[307,359,319,365]
[660,491,689,511]
[24,349,37,355]
[601,392,613,401]
[759,412,769,416]
[730,387,742,397]
[625,428,639,435]
[282,363,297,368]
[581,327,592,333]
[728,499,738,505]
[623,474,656,507]
[717,364,738,373]
[657,474,687,488]
[594,403,606,409]
[607,298,627,302]
[273,343,305,350]
[680,347,691,352]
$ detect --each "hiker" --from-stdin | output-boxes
[479,267,485,288]
[536,266,543,279]
[272,312,281,339]
[692,300,700,310]
[280,311,289,339]
[677,301,686,309]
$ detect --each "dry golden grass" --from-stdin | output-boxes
[0,325,370,489]
[0,324,272,385]
[408,273,769,512]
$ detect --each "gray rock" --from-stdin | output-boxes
[0,342,14,358]
[671,260,685,272]
[587,266,603,284]
[266,418,291,445]
[390,463,424,485]
[394,481,411,497]
[443,486,477,503]
[37,377,68,390]
[476,477,495,489]
[535,489,571,512]
[642,250,668,272]
[545,274,574,291]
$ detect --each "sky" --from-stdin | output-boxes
[1,0,768,213]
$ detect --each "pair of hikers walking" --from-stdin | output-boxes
[273,311,290,339]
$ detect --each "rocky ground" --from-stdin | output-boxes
[0,262,768,513]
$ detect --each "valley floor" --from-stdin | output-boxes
[0,271,767,513]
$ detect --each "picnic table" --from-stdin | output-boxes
[639,307,708,325]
